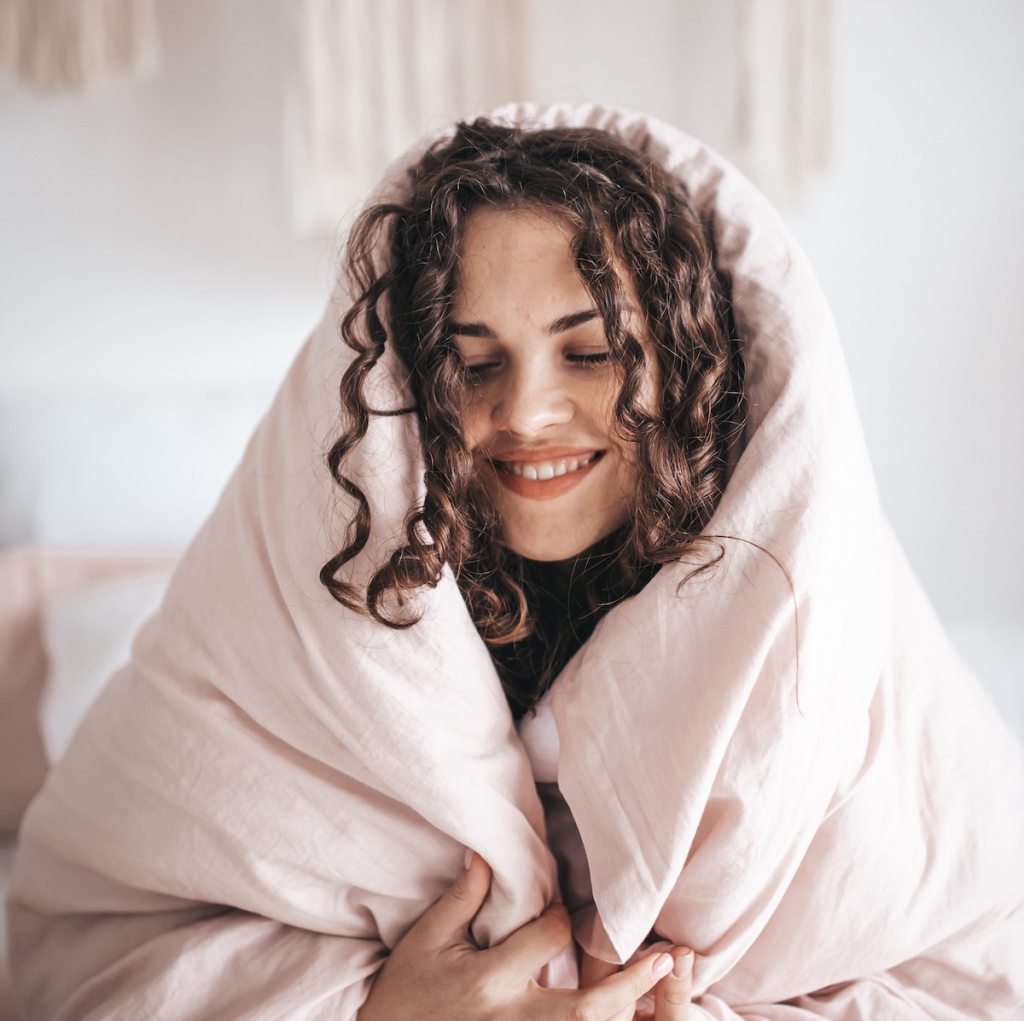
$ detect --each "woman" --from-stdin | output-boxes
[8,104,1024,1020]
[326,116,744,1020]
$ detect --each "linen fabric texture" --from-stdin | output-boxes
[8,103,1024,1019]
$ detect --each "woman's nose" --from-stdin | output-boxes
[490,367,574,437]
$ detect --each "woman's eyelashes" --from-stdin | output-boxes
[457,350,612,381]
[566,351,611,365]
[462,363,498,381]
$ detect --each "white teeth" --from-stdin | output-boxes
[500,452,600,479]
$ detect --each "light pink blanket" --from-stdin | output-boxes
[8,103,1024,1019]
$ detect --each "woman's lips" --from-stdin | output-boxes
[489,451,605,501]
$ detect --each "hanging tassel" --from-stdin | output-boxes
[733,0,834,204]
[0,0,159,93]
[284,0,525,236]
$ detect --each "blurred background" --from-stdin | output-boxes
[0,0,1022,728]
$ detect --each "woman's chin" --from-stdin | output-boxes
[500,524,622,565]
[500,532,584,563]
[505,541,581,563]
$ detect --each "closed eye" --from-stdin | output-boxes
[567,351,611,365]
[456,351,611,382]
[461,361,499,380]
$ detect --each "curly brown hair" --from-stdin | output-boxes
[319,117,747,721]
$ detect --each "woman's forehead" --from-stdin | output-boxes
[452,205,643,315]
[458,205,575,254]
[453,208,587,311]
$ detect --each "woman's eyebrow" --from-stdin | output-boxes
[546,308,601,334]
[450,308,601,338]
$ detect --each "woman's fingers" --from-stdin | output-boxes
[406,849,492,950]
[484,899,573,982]
[578,948,634,1021]
[406,850,694,1021]
[654,947,694,1021]
[558,949,674,1020]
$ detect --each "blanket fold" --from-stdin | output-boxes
[8,102,1023,1020]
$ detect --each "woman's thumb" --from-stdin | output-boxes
[413,849,492,949]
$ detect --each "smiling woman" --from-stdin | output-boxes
[320,120,744,721]
[8,104,1023,1021]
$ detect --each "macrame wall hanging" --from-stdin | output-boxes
[284,0,525,236]
[0,0,159,93]
[0,0,833,222]
[733,0,835,205]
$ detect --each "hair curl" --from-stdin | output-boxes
[320,117,747,721]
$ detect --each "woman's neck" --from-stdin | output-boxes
[489,529,660,722]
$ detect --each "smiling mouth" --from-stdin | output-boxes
[493,450,604,480]
[488,450,606,501]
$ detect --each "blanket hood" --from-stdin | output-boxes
[307,100,893,967]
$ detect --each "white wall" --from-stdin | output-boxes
[1,1,1022,634]
[0,2,335,393]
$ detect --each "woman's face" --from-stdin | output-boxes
[451,206,657,563]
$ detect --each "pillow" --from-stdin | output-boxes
[39,569,175,765]
[0,549,177,833]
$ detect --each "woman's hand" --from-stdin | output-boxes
[580,944,694,1020]
[356,851,678,1021]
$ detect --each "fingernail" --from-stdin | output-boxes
[463,848,474,871]
[672,949,694,979]
[652,953,673,978]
